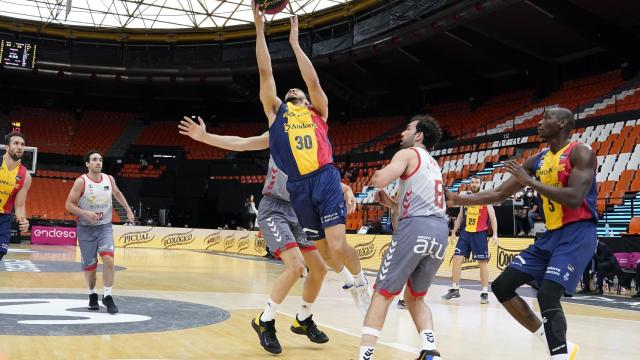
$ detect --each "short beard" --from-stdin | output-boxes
[471,187,480,193]
[400,139,413,149]
[8,152,21,161]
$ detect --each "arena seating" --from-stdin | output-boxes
[328,116,405,154]
[10,108,135,156]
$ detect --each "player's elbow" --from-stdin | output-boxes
[371,173,388,189]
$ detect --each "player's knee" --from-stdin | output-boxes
[287,259,306,277]
[101,256,115,268]
[403,291,420,305]
[491,274,517,303]
[313,262,328,278]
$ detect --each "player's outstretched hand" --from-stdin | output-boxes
[504,160,533,186]
[179,116,206,142]
[253,2,265,31]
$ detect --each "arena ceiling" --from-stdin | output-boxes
[0,0,353,29]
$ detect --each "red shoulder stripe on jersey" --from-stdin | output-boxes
[400,148,422,180]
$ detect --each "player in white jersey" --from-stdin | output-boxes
[359,115,447,360]
[65,150,134,314]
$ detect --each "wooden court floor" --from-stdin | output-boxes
[0,244,639,359]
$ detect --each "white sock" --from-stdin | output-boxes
[354,271,368,287]
[339,267,355,287]
[452,283,460,290]
[298,301,313,321]
[482,287,488,293]
[260,298,279,322]
[420,329,437,351]
[550,354,568,360]
[89,288,97,295]
[534,324,549,354]
[359,346,375,360]
[103,287,112,297]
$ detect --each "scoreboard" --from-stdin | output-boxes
[0,40,37,68]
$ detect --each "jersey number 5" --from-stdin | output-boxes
[434,180,444,209]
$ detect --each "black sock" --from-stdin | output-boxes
[0,252,4,262]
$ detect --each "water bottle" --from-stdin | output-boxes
[604,223,612,237]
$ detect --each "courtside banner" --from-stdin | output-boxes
[112,225,267,257]
[30,226,77,246]
[112,225,535,280]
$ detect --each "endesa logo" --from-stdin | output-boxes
[31,226,78,245]
[32,228,76,238]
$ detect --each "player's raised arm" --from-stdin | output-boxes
[179,117,270,151]
[289,16,328,120]
[254,4,281,123]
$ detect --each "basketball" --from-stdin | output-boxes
[254,0,289,15]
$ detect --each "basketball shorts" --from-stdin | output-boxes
[374,216,449,298]
[508,220,597,294]
[257,196,316,257]
[455,230,489,260]
[77,223,115,271]
[286,165,346,241]
[0,214,11,255]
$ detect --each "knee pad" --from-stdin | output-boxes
[491,267,535,303]
[491,275,516,303]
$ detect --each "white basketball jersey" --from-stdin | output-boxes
[396,147,447,220]
[77,173,113,226]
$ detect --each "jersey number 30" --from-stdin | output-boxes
[294,135,313,150]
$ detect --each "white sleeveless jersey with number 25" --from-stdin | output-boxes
[77,174,113,226]
[396,147,447,220]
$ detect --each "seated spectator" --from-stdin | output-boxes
[515,188,542,235]
[578,240,619,294]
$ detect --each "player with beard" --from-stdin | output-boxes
[0,132,31,262]
[253,4,371,327]
[442,175,498,304]
[65,150,135,314]
[359,115,447,360]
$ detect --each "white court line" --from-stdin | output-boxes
[275,309,419,355]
